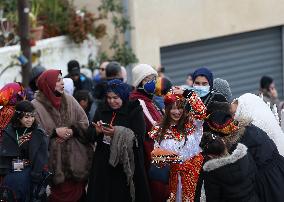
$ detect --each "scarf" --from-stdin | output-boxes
[37,69,62,109]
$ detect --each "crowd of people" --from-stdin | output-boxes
[0,60,284,202]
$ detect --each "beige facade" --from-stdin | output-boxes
[74,0,284,66]
[128,0,284,65]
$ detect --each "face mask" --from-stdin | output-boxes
[193,85,210,97]
[143,80,156,94]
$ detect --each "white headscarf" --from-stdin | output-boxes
[234,93,284,156]
[63,78,74,96]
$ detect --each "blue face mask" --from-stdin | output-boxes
[143,80,156,94]
[193,85,210,97]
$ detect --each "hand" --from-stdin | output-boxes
[92,121,103,134]
[56,127,72,140]
[101,124,115,137]
[172,86,184,95]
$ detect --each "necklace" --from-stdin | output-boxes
[16,128,31,146]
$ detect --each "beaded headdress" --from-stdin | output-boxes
[164,92,184,106]
[205,110,239,135]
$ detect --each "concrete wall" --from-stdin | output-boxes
[0,36,99,88]
[129,0,284,65]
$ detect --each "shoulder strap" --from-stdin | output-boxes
[138,99,157,126]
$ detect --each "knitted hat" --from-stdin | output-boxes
[213,78,232,102]
[30,65,46,83]
[192,67,213,88]
[132,64,158,87]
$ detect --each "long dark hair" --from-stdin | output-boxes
[158,99,188,145]
[200,132,226,156]
[10,100,37,129]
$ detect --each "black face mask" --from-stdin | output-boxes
[54,90,63,97]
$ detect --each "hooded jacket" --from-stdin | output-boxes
[203,144,259,202]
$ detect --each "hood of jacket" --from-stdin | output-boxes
[203,143,247,172]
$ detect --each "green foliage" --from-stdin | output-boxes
[98,0,138,66]
[1,0,17,22]
[113,43,138,66]
[39,0,72,36]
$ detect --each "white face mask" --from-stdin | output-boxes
[193,85,210,97]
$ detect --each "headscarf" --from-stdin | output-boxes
[63,78,74,96]
[0,82,26,140]
[192,67,213,89]
[37,69,62,109]
[234,93,284,156]
[106,79,130,102]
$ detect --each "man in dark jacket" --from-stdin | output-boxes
[94,61,133,100]
[65,60,95,96]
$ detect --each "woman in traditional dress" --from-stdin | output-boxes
[0,100,48,202]
[149,89,206,201]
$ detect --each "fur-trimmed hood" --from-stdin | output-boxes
[203,143,247,172]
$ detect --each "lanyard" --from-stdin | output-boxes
[110,112,117,125]
[15,128,28,145]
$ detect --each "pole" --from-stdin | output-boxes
[17,0,31,87]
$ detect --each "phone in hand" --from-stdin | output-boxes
[101,122,111,128]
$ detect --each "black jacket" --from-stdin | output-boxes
[203,144,259,202]
[238,124,279,168]
[86,100,151,202]
[0,124,48,182]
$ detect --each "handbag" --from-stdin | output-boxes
[148,164,170,184]
[49,137,93,185]
[66,137,93,180]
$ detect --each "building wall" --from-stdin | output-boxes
[129,0,284,65]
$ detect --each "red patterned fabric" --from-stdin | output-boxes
[169,154,203,202]
[187,92,207,120]
[0,82,26,106]
[0,83,26,141]
[164,93,183,106]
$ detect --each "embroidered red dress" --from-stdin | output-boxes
[149,92,206,202]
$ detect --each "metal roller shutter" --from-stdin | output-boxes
[160,27,283,98]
